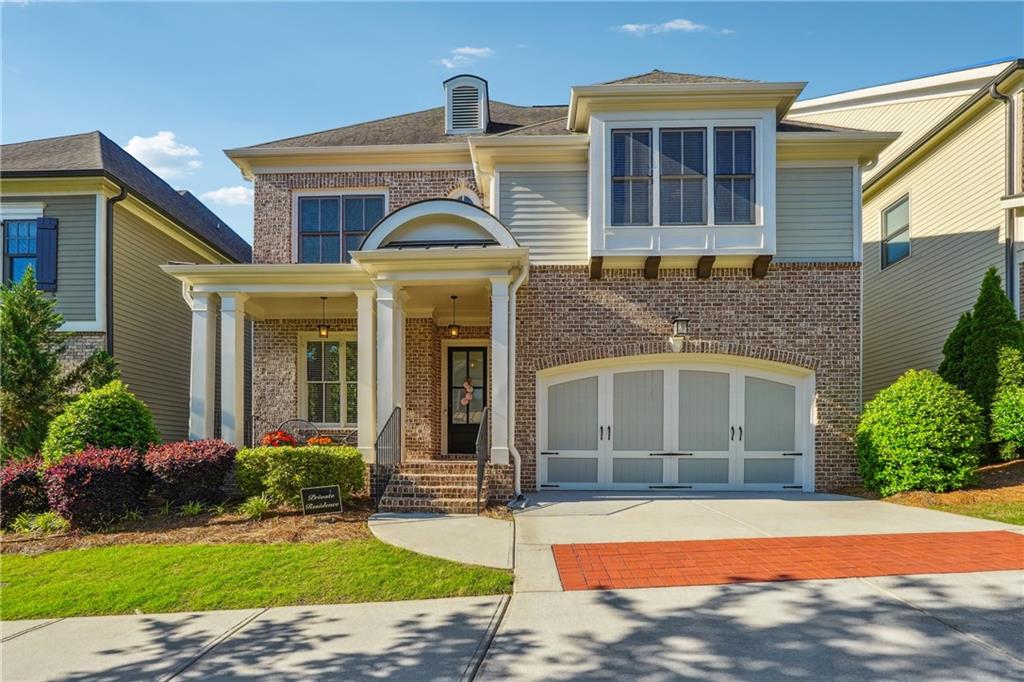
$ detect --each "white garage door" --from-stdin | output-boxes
[538,359,812,491]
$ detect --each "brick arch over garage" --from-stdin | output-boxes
[532,339,820,374]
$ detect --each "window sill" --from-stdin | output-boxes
[601,223,770,255]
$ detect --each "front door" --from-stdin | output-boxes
[447,346,487,454]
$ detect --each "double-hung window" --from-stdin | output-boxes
[4,220,38,283]
[611,130,652,225]
[660,129,707,225]
[298,194,385,264]
[305,337,358,426]
[881,195,910,268]
[714,128,755,225]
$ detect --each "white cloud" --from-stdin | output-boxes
[124,131,201,179]
[616,18,733,37]
[199,186,254,206]
[439,46,495,69]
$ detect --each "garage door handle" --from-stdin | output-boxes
[599,426,604,440]
[730,426,735,441]
[738,426,743,441]
[782,452,802,456]
[649,452,693,457]
[541,451,560,455]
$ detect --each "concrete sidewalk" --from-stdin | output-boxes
[480,570,1024,681]
[1,596,506,681]
[369,513,514,569]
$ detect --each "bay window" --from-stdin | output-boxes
[714,128,755,225]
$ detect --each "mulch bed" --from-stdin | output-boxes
[1,500,375,557]
[837,459,1024,507]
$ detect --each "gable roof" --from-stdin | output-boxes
[1,131,251,263]
[245,102,570,149]
[599,69,756,85]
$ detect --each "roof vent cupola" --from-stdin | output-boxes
[444,75,489,135]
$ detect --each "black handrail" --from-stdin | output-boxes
[475,407,490,514]
[374,406,402,508]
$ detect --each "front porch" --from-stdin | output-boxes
[163,200,528,509]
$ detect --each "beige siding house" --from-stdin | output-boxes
[790,60,1024,399]
[0,132,251,441]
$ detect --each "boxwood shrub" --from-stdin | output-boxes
[144,440,237,505]
[44,447,148,529]
[0,458,48,529]
[235,445,364,505]
[856,369,984,496]
[41,381,160,465]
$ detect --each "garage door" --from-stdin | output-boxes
[538,359,811,490]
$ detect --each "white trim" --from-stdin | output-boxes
[790,61,1012,115]
[589,110,776,257]
[536,353,815,491]
[447,186,481,206]
[250,163,474,174]
[445,75,489,135]
[852,164,863,262]
[440,337,490,457]
[0,201,46,220]
[360,199,519,250]
[291,189,390,263]
[999,195,1024,210]
[296,330,359,428]
[93,193,106,332]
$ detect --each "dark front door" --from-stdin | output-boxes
[447,346,487,454]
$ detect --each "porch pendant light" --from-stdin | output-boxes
[317,297,330,338]
[446,295,461,339]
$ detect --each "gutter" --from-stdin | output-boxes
[104,184,128,354]
[989,82,1018,304]
[506,265,528,501]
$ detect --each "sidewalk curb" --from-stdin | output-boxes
[161,608,267,681]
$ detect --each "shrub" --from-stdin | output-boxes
[962,268,1024,416]
[11,511,69,535]
[178,501,204,517]
[938,311,972,391]
[144,439,236,505]
[856,370,984,496]
[41,381,160,464]
[0,458,48,528]
[238,493,273,521]
[235,445,364,505]
[991,347,1024,461]
[44,447,148,529]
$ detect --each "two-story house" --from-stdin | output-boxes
[0,131,252,442]
[163,71,895,510]
[790,59,1024,399]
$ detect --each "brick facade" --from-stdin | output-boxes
[513,264,863,492]
[253,171,479,263]
[61,332,106,370]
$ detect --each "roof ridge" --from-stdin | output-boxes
[492,116,569,136]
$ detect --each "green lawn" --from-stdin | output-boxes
[0,539,513,620]
[921,500,1024,526]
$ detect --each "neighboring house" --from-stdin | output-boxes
[163,71,894,509]
[789,60,1024,399]
[0,131,252,441]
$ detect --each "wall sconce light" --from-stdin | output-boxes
[317,297,330,338]
[446,295,461,339]
[672,317,689,338]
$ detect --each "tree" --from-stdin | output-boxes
[0,268,68,460]
[962,268,1024,415]
[991,347,1024,460]
[938,311,973,391]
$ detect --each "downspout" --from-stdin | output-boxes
[104,184,128,354]
[989,82,1016,303]
[506,264,528,501]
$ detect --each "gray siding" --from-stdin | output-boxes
[498,171,588,264]
[776,168,855,263]
[112,206,217,442]
[4,195,97,321]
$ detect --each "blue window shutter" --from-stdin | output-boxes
[35,217,57,291]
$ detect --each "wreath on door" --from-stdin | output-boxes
[460,378,474,406]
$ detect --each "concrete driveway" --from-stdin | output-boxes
[512,491,1021,592]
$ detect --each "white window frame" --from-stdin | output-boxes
[291,189,389,264]
[589,109,776,257]
[297,331,358,428]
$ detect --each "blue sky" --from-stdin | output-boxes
[3,2,1021,243]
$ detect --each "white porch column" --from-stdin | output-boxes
[489,276,511,465]
[375,282,404,427]
[356,290,377,463]
[188,292,218,440]
[220,293,248,448]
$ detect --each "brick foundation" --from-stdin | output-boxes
[513,263,863,492]
[60,332,106,370]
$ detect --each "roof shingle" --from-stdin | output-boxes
[598,69,757,85]
[1,131,251,262]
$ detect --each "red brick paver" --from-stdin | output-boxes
[552,531,1024,591]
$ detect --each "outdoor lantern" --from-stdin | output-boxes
[672,317,689,337]
[446,295,461,339]
[317,297,330,338]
